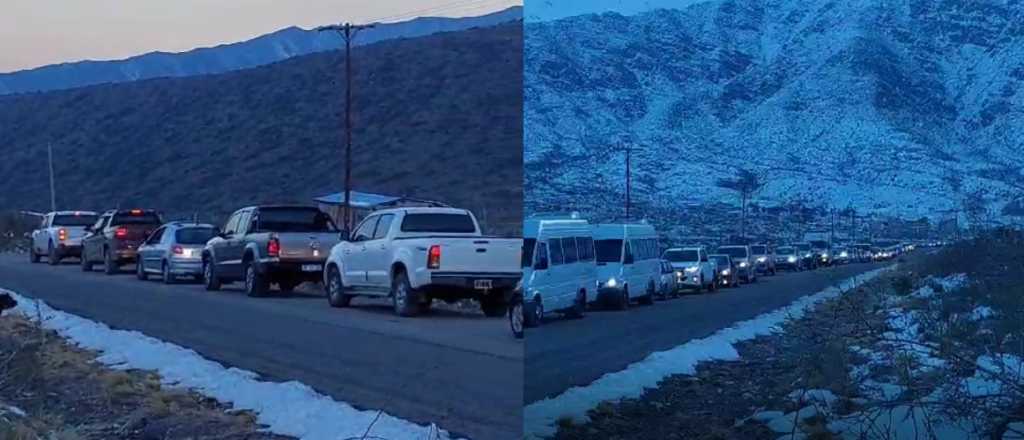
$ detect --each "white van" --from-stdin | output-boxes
[592,223,661,309]
[521,216,598,327]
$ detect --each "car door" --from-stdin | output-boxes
[210,212,241,276]
[32,214,49,253]
[140,227,165,272]
[82,214,110,262]
[363,213,395,288]
[345,215,379,288]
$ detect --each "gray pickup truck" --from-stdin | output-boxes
[202,205,341,297]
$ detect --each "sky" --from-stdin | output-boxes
[0,0,521,73]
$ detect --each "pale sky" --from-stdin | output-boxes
[0,0,521,72]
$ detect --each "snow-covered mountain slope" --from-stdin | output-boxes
[0,6,521,95]
[524,0,1024,223]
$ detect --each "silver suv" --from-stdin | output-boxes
[136,222,218,284]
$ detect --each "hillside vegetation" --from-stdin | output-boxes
[0,23,523,235]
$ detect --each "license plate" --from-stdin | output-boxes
[301,264,322,272]
[474,279,493,290]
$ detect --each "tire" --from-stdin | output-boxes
[695,275,704,293]
[481,294,508,317]
[136,259,148,281]
[417,298,433,314]
[30,245,40,263]
[710,275,718,292]
[162,261,176,285]
[47,242,60,266]
[326,266,352,308]
[203,258,222,291]
[523,296,543,328]
[566,290,586,319]
[638,282,655,305]
[509,300,525,339]
[244,260,269,297]
[103,248,119,275]
[611,287,630,311]
[391,271,420,317]
[278,279,300,294]
[80,250,92,271]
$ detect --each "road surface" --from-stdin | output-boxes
[524,261,885,403]
[0,252,522,440]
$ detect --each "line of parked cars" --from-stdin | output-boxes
[28,205,523,319]
[511,213,919,338]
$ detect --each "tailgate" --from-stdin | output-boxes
[119,224,158,243]
[276,232,339,261]
[431,238,521,274]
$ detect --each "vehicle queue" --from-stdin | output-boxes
[510,213,917,338]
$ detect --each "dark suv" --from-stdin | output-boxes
[81,209,163,274]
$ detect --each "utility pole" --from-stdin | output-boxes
[47,142,56,212]
[625,143,631,221]
[318,22,375,231]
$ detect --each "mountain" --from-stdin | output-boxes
[0,6,522,96]
[0,23,523,236]
[524,0,1024,227]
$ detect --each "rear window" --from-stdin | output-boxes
[257,208,336,233]
[400,213,476,234]
[718,247,748,258]
[777,247,795,255]
[175,227,218,245]
[52,214,98,227]
[595,239,623,263]
[112,212,162,225]
[664,249,699,262]
[750,245,767,254]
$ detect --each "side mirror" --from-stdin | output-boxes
[339,230,351,242]
[22,232,31,239]
[623,255,634,265]
[83,225,92,233]
[534,255,549,270]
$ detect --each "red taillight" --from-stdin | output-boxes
[267,237,280,257]
[130,209,143,216]
[57,228,67,241]
[427,245,441,269]
[115,227,128,238]
[172,245,183,255]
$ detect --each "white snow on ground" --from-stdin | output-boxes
[523,268,890,439]
[3,288,456,440]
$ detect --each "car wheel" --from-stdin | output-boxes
[326,266,352,308]
[417,297,433,314]
[709,274,718,292]
[509,300,525,339]
[567,290,586,319]
[391,271,420,317]
[244,260,268,297]
[136,259,148,281]
[612,286,630,310]
[80,250,92,271]
[203,258,222,291]
[523,296,542,328]
[162,261,176,285]
[103,248,119,275]
[29,245,40,263]
[47,242,60,266]
[638,282,655,305]
[481,293,508,317]
[696,275,704,293]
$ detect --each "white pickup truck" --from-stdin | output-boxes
[323,207,522,317]
[29,211,99,265]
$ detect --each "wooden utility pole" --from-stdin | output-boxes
[317,22,375,231]
[625,144,632,221]
[47,142,56,212]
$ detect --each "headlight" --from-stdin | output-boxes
[606,277,618,287]
[721,269,731,276]
[739,261,748,268]
[757,257,767,263]
[805,253,812,258]
[821,253,829,258]
[840,251,848,258]
[787,256,797,263]
[684,266,699,273]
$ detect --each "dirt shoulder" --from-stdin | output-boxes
[554,230,1024,440]
[0,312,292,440]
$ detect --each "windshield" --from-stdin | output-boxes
[718,247,748,258]
[53,214,98,227]
[257,208,337,233]
[400,213,476,233]
[809,240,829,249]
[175,227,218,245]
[777,247,795,255]
[710,255,729,266]
[595,239,623,263]
[112,212,162,226]
[796,244,811,251]
[663,249,699,262]
[522,238,536,268]
[750,245,767,254]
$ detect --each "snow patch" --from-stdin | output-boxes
[523,268,889,439]
[3,289,457,440]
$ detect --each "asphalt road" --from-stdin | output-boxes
[524,261,887,403]
[0,252,523,440]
